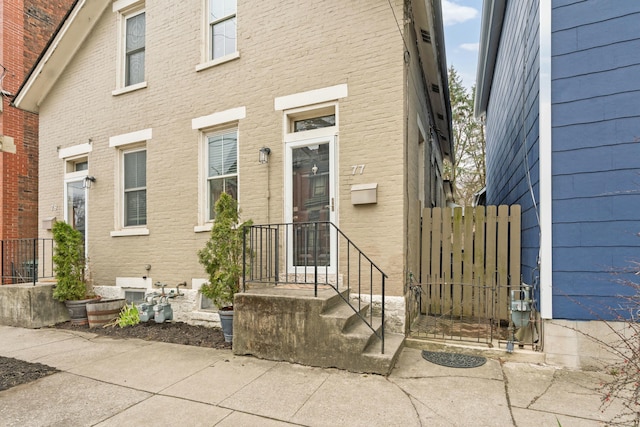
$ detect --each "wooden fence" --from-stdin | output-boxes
[420,205,521,321]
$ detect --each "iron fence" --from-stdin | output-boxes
[1,238,55,285]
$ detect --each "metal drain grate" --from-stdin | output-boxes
[421,350,487,368]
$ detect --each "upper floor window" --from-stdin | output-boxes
[206,130,238,220]
[125,10,145,86]
[113,0,146,94]
[209,0,236,60]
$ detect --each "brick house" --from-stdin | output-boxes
[13,0,452,335]
[1,1,74,259]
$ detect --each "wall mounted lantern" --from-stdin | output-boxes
[259,147,271,164]
[83,175,96,188]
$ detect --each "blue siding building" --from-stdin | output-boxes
[476,0,640,365]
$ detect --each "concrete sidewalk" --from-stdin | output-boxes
[0,325,623,426]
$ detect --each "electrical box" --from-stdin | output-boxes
[42,217,56,230]
[0,135,16,154]
[351,183,377,205]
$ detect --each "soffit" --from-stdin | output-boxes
[12,0,111,113]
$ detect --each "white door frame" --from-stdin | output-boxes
[63,171,89,259]
[284,135,337,274]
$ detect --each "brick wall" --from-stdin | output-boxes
[0,0,74,239]
[35,0,440,301]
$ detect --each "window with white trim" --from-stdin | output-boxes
[208,0,236,61]
[125,10,145,86]
[205,129,238,220]
[114,1,146,91]
[109,128,151,236]
[123,148,147,226]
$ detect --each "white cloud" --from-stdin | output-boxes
[460,42,479,52]
[441,0,479,26]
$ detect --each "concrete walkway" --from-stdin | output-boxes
[0,325,624,426]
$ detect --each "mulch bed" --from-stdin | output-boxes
[0,321,230,392]
[53,320,232,349]
[0,357,58,392]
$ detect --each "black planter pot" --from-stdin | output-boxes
[65,297,101,326]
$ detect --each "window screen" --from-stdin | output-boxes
[126,12,145,86]
[124,150,147,226]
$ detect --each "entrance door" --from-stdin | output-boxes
[65,179,87,256]
[285,137,336,272]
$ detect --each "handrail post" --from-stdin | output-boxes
[313,222,318,297]
[274,226,279,285]
[381,274,386,354]
[33,238,37,286]
[242,227,247,292]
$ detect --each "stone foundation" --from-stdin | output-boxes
[0,283,69,328]
[543,319,628,370]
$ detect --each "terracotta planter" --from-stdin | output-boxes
[86,298,126,328]
[65,297,101,326]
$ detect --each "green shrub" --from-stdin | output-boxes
[197,193,252,309]
[116,303,140,328]
[52,221,87,302]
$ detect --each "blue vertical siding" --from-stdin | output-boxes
[484,1,541,291]
[550,1,640,319]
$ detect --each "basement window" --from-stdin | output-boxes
[124,289,146,303]
[200,294,215,310]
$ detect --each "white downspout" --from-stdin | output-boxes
[539,0,553,319]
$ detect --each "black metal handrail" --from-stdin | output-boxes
[242,222,388,353]
[1,238,55,285]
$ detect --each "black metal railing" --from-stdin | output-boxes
[243,222,387,353]
[1,238,55,285]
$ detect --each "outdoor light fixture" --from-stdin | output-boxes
[311,163,318,175]
[259,146,271,164]
[83,175,96,188]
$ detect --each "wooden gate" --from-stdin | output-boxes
[419,205,521,324]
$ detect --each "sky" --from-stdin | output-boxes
[441,0,483,91]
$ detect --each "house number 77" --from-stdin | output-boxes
[351,164,365,175]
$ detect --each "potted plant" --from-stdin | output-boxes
[198,192,252,343]
[51,221,99,325]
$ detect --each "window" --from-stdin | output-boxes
[125,10,145,86]
[109,128,151,236]
[206,130,238,220]
[208,0,236,60]
[113,0,146,93]
[294,114,336,132]
[123,149,147,226]
[285,104,337,137]
[124,289,146,303]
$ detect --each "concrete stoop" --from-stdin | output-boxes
[233,285,404,375]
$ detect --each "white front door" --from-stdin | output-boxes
[285,136,337,273]
[64,178,88,256]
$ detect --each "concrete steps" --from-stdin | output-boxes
[233,284,404,375]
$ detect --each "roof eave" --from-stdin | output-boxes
[12,0,110,113]
[411,0,454,163]
[474,0,506,118]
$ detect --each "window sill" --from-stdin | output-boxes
[194,224,213,233]
[111,228,150,237]
[195,52,240,72]
[112,81,148,96]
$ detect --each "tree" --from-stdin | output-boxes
[446,66,486,206]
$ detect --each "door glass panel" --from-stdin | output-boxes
[66,181,86,241]
[291,143,330,267]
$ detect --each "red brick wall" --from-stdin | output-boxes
[1,0,74,240]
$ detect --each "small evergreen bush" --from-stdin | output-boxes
[52,221,87,302]
[197,193,252,309]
